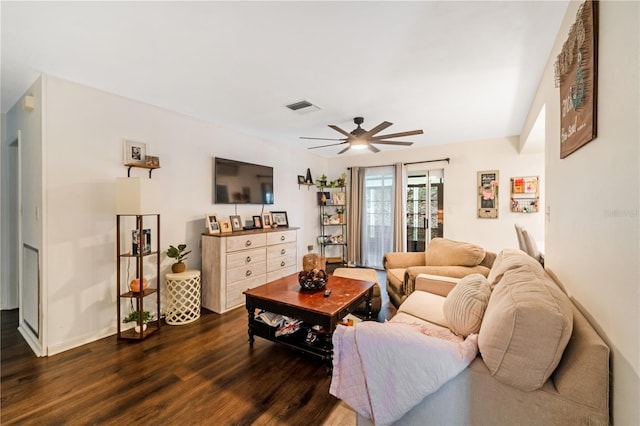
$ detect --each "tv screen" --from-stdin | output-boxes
[214,157,274,205]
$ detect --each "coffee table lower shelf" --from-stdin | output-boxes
[250,319,329,360]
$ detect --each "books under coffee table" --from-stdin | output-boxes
[243,273,375,374]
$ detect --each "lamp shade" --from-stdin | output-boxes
[116,177,160,214]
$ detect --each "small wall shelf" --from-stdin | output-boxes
[510,176,540,213]
[125,163,160,178]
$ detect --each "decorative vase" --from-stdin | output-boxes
[172,262,186,273]
[134,324,148,333]
[129,277,148,293]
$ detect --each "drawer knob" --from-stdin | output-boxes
[280,235,285,241]
[245,240,252,247]
[280,261,286,267]
[246,256,252,263]
[280,249,286,255]
[246,270,252,277]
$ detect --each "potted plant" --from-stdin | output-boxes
[316,174,327,187]
[123,310,153,333]
[337,172,347,186]
[336,207,346,223]
[167,243,191,273]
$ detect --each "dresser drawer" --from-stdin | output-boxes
[226,248,266,269]
[267,267,297,283]
[226,275,266,309]
[227,262,266,284]
[266,230,297,245]
[227,233,266,252]
[267,254,297,273]
[266,241,296,260]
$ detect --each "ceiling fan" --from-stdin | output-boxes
[301,117,423,154]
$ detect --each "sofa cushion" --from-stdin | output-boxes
[425,238,486,267]
[443,274,491,337]
[397,290,448,328]
[486,248,545,288]
[479,264,574,391]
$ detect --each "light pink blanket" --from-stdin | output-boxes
[329,321,478,425]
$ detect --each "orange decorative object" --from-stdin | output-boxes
[129,277,148,293]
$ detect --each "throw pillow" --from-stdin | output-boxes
[443,274,491,337]
[425,238,486,267]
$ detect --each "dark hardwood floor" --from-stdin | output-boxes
[1,271,394,425]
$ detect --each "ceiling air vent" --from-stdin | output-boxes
[286,100,321,114]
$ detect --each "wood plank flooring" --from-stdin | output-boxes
[1,272,394,425]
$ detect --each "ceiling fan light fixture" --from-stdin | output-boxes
[350,138,368,149]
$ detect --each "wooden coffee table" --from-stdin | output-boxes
[243,273,375,373]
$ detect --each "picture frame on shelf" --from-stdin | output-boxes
[252,215,263,229]
[123,139,147,164]
[261,212,273,228]
[219,219,233,233]
[271,211,289,227]
[229,215,243,231]
[145,155,160,167]
[205,213,220,234]
[332,192,346,205]
[297,175,306,184]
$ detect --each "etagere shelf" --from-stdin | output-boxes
[116,214,161,340]
[318,185,347,271]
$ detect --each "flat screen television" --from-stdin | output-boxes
[213,157,274,204]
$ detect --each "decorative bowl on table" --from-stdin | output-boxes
[298,269,327,291]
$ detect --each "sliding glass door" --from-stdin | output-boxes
[406,169,444,252]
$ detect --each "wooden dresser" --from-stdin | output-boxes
[201,227,298,313]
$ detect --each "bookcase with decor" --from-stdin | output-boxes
[116,214,161,339]
[317,177,347,272]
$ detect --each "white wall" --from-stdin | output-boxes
[328,136,545,254]
[523,1,639,424]
[41,75,326,354]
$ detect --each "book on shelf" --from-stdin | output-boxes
[132,229,151,255]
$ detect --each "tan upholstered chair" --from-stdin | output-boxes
[383,238,496,307]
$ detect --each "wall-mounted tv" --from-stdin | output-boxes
[213,157,274,205]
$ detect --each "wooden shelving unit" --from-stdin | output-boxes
[116,214,161,340]
[510,176,540,213]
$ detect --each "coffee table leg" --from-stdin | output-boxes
[246,304,255,345]
[326,332,333,376]
[365,288,373,320]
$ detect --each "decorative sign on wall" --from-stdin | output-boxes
[478,170,499,219]
[554,0,598,159]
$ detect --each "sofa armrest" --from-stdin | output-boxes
[383,252,425,270]
[414,274,460,297]
[404,265,491,295]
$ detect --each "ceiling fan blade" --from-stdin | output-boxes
[370,140,414,146]
[371,129,424,140]
[308,142,348,149]
[300,136,346,141]
[329,125,353,138]
[364,121,393,138]
[337,146,351,155]
[367,144,381,153]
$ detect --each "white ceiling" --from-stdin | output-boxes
[1,1,568,157]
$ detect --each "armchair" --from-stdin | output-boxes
[383,238,496,307]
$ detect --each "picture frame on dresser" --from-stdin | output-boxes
[229,215,243,231]
[261,212,273,228]
[205,213,220,234]
[271,211,289,227]
[219,219,233,233]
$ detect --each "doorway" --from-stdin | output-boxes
[406,169,444,252]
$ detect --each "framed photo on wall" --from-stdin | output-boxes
[123,139,146,164]
[271,211,289,227]
[477,170,499,219]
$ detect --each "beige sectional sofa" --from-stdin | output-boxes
[359,249,609,425]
